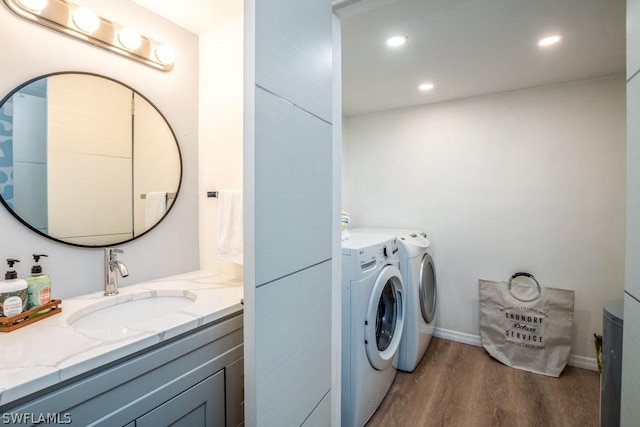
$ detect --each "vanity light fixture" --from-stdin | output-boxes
[386,35,408,47]
[16,0,46,11]
[2,0,175,71]
[537,34,563,47]
[419,83,434,91]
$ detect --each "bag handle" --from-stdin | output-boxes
[507,272,542,302]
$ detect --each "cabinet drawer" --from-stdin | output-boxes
[136,370,225,427]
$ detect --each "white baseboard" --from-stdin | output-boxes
[568,354,599,372]
[433,327,599,372]
[433,327,481,347]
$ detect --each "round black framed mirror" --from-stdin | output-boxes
[0,72,182,247]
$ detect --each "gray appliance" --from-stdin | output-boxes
[601,298,624,427]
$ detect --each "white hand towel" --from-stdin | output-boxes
[145,192,167,229]
[217,189,243,264]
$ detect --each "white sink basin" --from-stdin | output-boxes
[67,290,197,330]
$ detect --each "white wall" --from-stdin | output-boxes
[344,76,626,360]
[198,11,244,277]
[0,0,199,298]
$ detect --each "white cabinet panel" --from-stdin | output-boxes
[255,261,332,426]
[255,88,332,285]
[255,0,332,122]
[629,0,640,77]
[627,77,640,298]
[301,390,331,427]
[622,294,640,425]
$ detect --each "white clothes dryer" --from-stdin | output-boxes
[342,233,405,427]
[351,228,437,372]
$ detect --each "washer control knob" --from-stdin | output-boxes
[383,245,389,257]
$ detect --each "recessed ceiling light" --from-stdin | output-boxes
[386,35,408,47]
[537,34,563,47]
[419,83,434,91]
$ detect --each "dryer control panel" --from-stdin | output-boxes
[380,238,398,259]
[358,246,378,271]
[342,236,400,281]
[397,231,430,259]
[358,239,398,271]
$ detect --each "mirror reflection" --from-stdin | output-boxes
[0,73,182,247]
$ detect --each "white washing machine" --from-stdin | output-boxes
[342,233,405,427]
[352,228,437,372]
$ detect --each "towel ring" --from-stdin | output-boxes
[507,272,542,302]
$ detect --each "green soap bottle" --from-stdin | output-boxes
[26,254,51,311]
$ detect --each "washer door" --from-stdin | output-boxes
[419,252,437,324]
[365,265,404,371]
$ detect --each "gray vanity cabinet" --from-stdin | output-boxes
[135,370,225,427]
[1,313,244,427]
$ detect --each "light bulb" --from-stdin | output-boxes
[419,83,434,91]
[119,27,142,50]
[155,44,175,65]
[16,0,47,12]
[73,7,100,34]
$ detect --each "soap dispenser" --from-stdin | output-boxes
[0,259,28,317]
[26,254,51,310]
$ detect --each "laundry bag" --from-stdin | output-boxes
[479,272,575,377]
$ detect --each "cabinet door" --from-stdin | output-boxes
[136,370,225,427]
[225,358,244,427]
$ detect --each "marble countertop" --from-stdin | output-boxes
[0,270,243,408]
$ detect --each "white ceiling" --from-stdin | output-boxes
[130,0,626,117]
[340,0,626,116]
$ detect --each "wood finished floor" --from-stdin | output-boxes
[367,338,600,427]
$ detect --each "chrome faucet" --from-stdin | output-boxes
[104,248,129,296]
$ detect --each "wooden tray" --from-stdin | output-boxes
[0,299,62,332]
